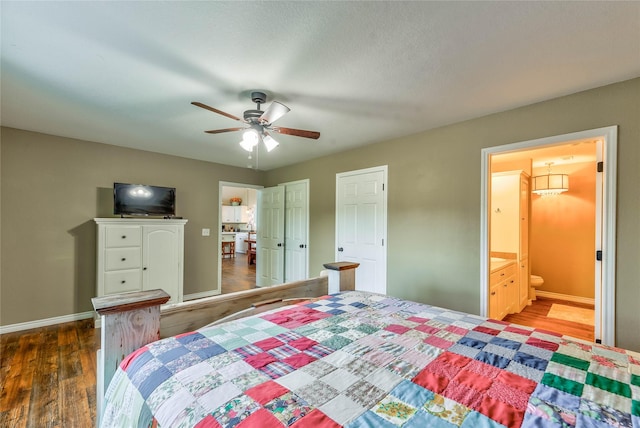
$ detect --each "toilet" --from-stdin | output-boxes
[530,274,544,300]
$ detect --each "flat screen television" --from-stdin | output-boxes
[114,183,176,216]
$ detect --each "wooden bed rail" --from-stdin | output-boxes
[91,261,358,425]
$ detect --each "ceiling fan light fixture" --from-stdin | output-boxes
[240,128,260,151]
[263,133,279,152]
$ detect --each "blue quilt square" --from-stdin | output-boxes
[194,343,226,359]
[157,346,189,364]
[346,411,396,428]
[327,308,346,315]
[350,302,367,308]
[125,350,153,376]
[138,366,172,399]
[327,302,345,308]
[404,409,456,428]
[489,336,522,350]
[458,337,487,350]
[475,351,511,369]
[513,351,549,371]
[305,303,321,309]
[462,410,510,428]
[531,384,580,411]
[390,380,434,408]
[175,331,206,345]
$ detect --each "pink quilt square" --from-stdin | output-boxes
[385,324,411,334]
[453,369,492,392]
[416,324,440,335]
[289,337,318,351]
[504,326,533,336]
[486,381,530,411]
[473,326,501,336]
[413,368,450,393]
[442,380,484,410]
[254,338,285,351]
[438,352,472,368]
[445,325,468,336]
[424,335,454,350]
[526,337,559,351]
[477,395,524,428]
[283,353,316,369]
[423,360,462,380]
[245,352,277,369]
[245,381,289,405]
[465,359,501,378]
[291,409,341,428]
[237,408,284,428]
[495,371,537,394]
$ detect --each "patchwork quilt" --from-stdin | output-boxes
[101,291,640,427]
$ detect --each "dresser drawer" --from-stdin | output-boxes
[104,270,141,294]
[105,247,141,271]
[105,226,141,248]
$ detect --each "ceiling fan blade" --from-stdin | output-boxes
[272,127,320,140]
[204,127,244,135]
[259,101,290,124]
[192,101,242,122]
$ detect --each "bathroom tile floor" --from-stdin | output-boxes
[503,297,594,342]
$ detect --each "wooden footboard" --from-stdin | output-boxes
[91,261,358,426]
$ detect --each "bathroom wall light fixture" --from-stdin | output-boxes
[532,162,569,196]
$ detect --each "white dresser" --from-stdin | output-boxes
[94,218,188,304]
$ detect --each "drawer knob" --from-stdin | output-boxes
[491,291,496,296]
[121,280,126,284]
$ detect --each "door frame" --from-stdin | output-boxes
[217,181,264,295]
[480,126,617,346]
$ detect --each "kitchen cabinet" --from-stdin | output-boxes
[235,232,248,253]
[222,205,248,223]
[94,218,187,304]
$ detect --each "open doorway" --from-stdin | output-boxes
[480,126,617,346]
[218,182,263,295]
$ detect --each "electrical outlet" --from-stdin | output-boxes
[202,228,210,237]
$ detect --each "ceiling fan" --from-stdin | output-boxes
[192,91,320,152]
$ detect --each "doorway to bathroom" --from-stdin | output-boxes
[480,126,617,346]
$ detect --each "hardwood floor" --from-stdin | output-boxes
[503,297,595,342]
[221,251,257,294]
[0,319,98,427]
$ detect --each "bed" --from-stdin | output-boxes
[95,267,640,427]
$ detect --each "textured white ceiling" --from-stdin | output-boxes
[2,1,639,170]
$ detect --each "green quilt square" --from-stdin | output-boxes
[262,325,287,336]
[325,324,349,334]
[632,400,640,417]
[357,324,379,334]
[586,372,632,398]
[551,353,591,371]
[294,325,319,335]
[631,374,640,387]
[541,372,584,396]
[321,335,353,350]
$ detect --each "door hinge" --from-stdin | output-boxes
[595,338,602,344]
[597,161,604,173]
[596,250,602,261]
[382,239,384,246]
[382,183,385,191]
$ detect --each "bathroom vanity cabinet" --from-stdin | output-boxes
[489,261,518,320]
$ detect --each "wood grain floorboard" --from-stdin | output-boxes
[0,319,97,427]
[503,297,595,342]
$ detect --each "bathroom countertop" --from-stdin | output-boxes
[490,259,516,273]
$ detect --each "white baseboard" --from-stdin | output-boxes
[0,310,95,334]
[535,290,595,305]
[184,290,221,301]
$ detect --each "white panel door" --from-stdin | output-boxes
[336,166,387,294]
[257,186,285,286]
[284,181,308,282]
[142,225,181,303]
